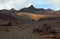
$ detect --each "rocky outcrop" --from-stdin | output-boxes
[19,5,46,14]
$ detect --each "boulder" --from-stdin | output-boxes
[0,21,12,26]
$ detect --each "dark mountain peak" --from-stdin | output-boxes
[19,5,36,13]
[10,8,16,11]
[19,5,46,13]
[27,5,35,9]
[46,8,53,11]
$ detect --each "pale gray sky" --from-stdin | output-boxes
[0,0,60,10]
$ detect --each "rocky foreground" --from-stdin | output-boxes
[0,19,60,39]
[0,5,60,39]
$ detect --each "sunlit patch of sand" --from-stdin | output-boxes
[16,12,46,21]
[16,12,60,21]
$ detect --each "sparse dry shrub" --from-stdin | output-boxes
[32,28,42,34]
[42,23,58,35]
[2,22,12,26]
[32,23,59,36]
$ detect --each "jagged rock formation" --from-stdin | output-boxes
[19,5,46,14]
[0,5,59,15]
[19,5,36,13]
[19,5,59,14]
[10,8,17,13]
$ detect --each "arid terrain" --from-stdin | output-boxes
[0,5,60,39]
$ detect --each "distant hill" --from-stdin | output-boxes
[19,5,46,14]
[18,5,58,14]
[0,5,59,15]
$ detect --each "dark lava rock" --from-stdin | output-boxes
[32,23,59,36]
[0,21,12,26]
[19,5,46,13]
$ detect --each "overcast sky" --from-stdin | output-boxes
[0,0,60,10]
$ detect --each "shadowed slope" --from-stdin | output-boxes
[0,13,18,21]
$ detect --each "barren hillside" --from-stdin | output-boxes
[0,6,60,39]
[15,12,60,21]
